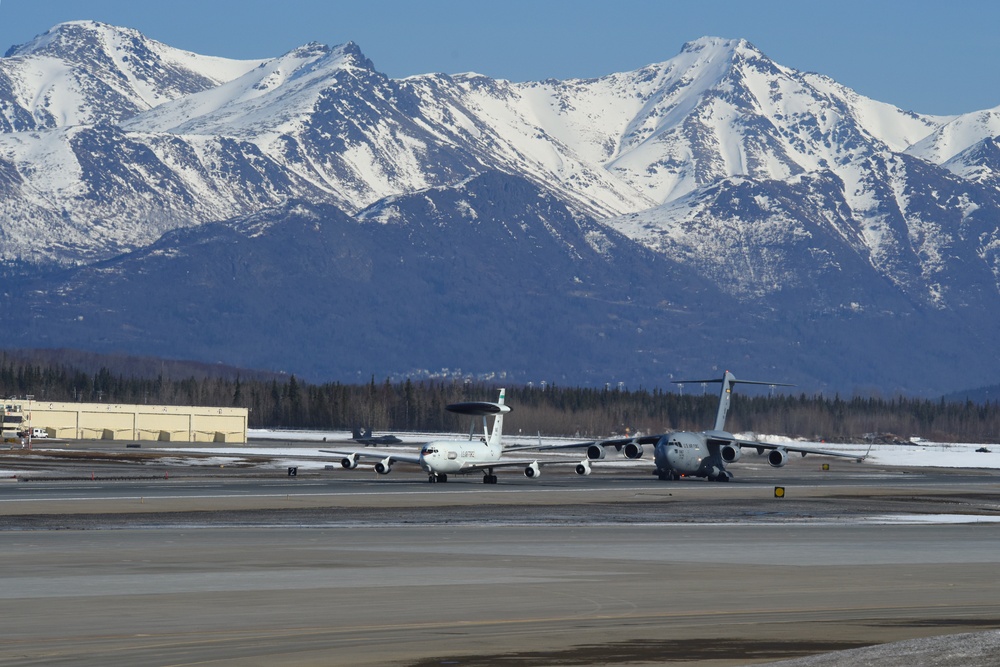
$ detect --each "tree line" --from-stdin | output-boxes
[2,352,999,442]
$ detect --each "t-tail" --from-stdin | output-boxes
[673,371,793,432]
[489,388,506,449]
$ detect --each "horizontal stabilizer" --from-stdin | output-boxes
[446,401,512,416]
[674,370,794,432]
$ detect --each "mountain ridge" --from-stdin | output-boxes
[1,22,999,394]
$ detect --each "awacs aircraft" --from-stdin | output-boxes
[322,389,585,483]
[351,428,402,445]
[575,371,867,482]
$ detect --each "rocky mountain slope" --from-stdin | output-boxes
[2,21,999,394]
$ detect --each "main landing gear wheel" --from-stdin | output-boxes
[482,474,498,484]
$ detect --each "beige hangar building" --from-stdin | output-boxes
[2,399,247,443]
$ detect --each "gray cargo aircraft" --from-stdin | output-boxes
[575,371,867,481]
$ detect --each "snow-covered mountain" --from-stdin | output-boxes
[0,21,262,131]
[2,22,1000,394]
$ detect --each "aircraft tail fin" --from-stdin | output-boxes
[673,371,793,431]
[489,388,506,449]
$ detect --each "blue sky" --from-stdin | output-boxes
[0,0,996,116]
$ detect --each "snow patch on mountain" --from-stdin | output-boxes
[122,42,367,136]
[1,21,262,132]
[908,106,1000,164]
[3,20,1000,319]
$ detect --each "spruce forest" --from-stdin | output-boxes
[2,350,999,442]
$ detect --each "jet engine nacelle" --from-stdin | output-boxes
[623,442,644,459]
[575,460,592,476]
[524,461,541,478]
[767,448,788,468]
[341,454,359,469]
[586,444,606,460]
[374,457,393,474]
[720,444,742,463]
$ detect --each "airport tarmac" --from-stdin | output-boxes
[0,447,999,665]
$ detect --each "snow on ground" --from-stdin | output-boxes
[250,429,999,468]
[249,428,426,444]
[228,430,1000,472]
[166,429,624,472]
[863,514,1000,524]
[5,430,996,478]
[745,433,1000,469]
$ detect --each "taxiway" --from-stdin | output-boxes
[0,445,998,666]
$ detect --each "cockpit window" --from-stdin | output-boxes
[421,447,437,455]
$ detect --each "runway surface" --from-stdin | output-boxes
[1,445,999,665]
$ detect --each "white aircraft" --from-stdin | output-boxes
[322,388,584,484]
[575,371,869,481]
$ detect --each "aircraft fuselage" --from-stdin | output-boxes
[418,439,501,475]
[653,430,734,481]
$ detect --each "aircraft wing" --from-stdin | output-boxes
[502,442,593,453]
[730,438,871,461]
[450,458,587,474]
[508,434,869,462]
[503,436,658,453]
[501,437,643,453]
[319,449,422,466]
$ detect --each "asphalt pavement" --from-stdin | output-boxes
[0,444,998,666]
